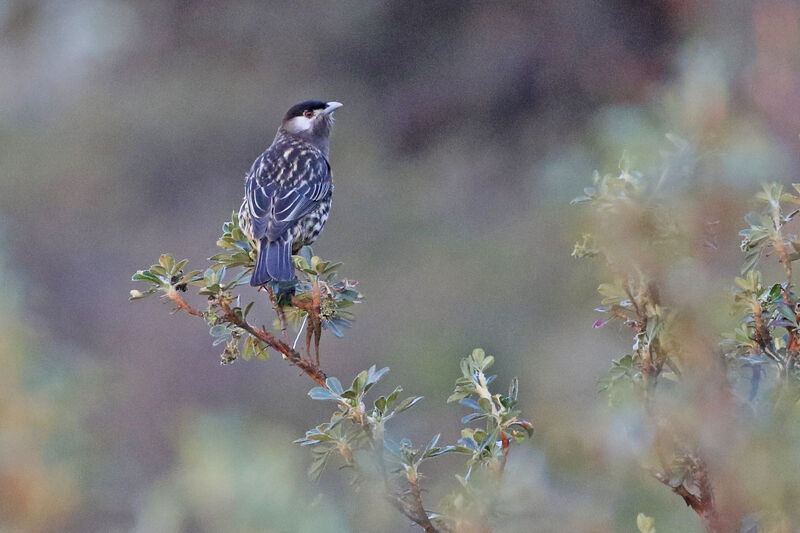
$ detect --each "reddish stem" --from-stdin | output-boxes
[168,290,328,387]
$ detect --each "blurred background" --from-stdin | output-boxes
[2,1,800,531]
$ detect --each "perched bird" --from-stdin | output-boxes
[239,100,342,285]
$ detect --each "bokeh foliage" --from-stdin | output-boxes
[574,153,800,531]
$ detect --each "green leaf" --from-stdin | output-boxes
[322,262,343,274]
[461,412,487,424]
[424,445,457,458]
[132,270,161,284]
[149,265,168,278]
[350,370,368,395]
[477,397,492,412]
[308,387,339,401]
[741,250,762,274]
[374,396,387,413]
[254,341,269,360]
[308,453,331,481]
[459,398,482,411]
[767,283,783,302]
[570,195,593,205]
[365,366,389,390]
[209,325,228,337]
[508,377,519,401]
[447,392,468,403]
[159,254,175,273]
[776,302,798,326]
[424,433,440,453]
[183,270,203,282]
[326,377,344,395]
[394,396,423,414]
[385,386,402,406]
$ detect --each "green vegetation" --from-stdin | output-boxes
[132,215,532,532]
[573,150,800,532]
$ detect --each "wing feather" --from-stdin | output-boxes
[244,144,331,241]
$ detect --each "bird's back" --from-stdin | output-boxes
[242,132,333,283]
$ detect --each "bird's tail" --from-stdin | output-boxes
[250,237,295,286]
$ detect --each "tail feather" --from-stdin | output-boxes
[266,238,295,281]
[251,237,296,286]
[250,237,273,286]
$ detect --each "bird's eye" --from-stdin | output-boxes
[303,110,314,118]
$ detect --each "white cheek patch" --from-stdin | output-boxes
[285,116,314,134]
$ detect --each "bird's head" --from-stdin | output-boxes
[280,100,342,148]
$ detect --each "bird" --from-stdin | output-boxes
[239,100,342,286]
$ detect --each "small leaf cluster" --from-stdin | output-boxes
[723,183,800,393]
[569,153,645,211]
[296,351,532,530]
[130,212,363,364]
[384,433,460,485]
[571,233,599,259]
[593,280,677,401]
[597,354,638,405]
[738,183,800,273]
[132,254,264,365]
[571,156,683,402]
[196,266,251,297]
[656,453,705,501]
[288,246,363,337]
[570,152,680,255]
[130,254,202,300]
[199,267,270,364]
[296,365,433,481]
[447,348,533,477]
[574,150,800,530]
[208,213,364,338]
[210,212,256,270]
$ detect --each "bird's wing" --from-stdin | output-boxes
[246,152,331,240]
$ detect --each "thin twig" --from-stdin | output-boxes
[221,300,328,387]
[386,494,439,533]
[655,460,720,533]
[407,475,438,533]
[167,289,204,317]
[263,285,289,341]
[292,284,323,363]
[167,290,328,387]
[354,404,440,533]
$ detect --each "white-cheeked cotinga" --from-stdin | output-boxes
[239,100,342,285]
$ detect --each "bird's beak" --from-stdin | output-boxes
[322,101,343,115]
